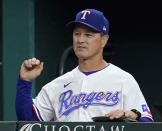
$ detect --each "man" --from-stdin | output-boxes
[16,9,153,122]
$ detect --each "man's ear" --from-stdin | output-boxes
[101,35,109,48]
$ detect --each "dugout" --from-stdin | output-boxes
[0,0,162,121]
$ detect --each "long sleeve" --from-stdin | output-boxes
[15,76,38,121]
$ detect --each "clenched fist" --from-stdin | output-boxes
[20,57,44,82]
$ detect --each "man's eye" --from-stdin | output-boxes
[74,32,80,36]
[86,34,92,37]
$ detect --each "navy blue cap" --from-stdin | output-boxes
[67,9,109,35]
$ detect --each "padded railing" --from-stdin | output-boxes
[1,121,162,131]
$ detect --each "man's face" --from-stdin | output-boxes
[73,24,108,60]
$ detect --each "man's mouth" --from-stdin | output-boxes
[77,46,86,49]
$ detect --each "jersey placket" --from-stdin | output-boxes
[78,75,92,121]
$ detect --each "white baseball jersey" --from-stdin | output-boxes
[33,63,153,121]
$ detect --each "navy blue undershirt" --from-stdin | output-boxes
[82,63,109,76]
[16,76,38,121]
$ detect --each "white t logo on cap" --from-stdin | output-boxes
[103,26,106,31]
[81,11,91,20]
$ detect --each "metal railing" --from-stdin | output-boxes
[58,46,73,76]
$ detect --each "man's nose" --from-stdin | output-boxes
[77,34,85,43]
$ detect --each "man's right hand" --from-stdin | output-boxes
[20,57,44,82]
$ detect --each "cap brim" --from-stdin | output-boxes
[66,21,100,33]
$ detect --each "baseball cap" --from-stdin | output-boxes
[67,9,109,35]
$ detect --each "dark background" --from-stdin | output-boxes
[0,0,2,120]
[35,0,162,43]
